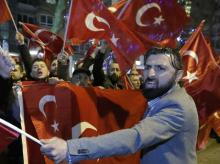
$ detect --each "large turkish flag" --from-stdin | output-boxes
[21,81,146,164]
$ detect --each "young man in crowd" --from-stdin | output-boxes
[30,58,50,81]
[10,62,25,82]
[40,47,199,164]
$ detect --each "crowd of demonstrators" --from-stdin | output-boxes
[1,26,199,164]
[40,47,199,164]
[15,32,69,81]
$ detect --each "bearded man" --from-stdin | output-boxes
[40,47,199,164]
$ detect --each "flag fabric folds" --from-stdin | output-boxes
[0,0,11,24]
[113,0,189,48]
[179,21,220,149]
[0,121,19,152]
[20,22,64,55]
[21,81,146,164]
[67,0,146,73]
[20,22,64,67]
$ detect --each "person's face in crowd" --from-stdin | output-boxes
[109,63,121,83]
[10,64,24,81]
[130,75,141,89]
[142,54,178,100]
[71,73,91,87]
[130,69,139,76]
[50,59,58,77]
[31,61,50,80]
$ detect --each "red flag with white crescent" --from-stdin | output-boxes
[113,0,190,48]
[180,21,220,149]
[20,22,64,55]
[21,81,146,164]
[28,40,54,67]
[67,0,146,73]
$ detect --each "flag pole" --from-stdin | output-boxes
[0,118,43,146]
[117,0,133,19]
[16,86,30,164]
[125,74,134,89]
[4,0,18,31]
[61,0,74,55]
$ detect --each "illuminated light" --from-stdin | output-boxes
[177,36,181,42]
[135,60,141,66]
[37,52,44,59]
[29,50,39,56]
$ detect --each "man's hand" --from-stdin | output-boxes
[15,32,25,45]
[40,137,68,164]
[48,77,64,85]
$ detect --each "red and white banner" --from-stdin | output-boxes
[111,0,190,48]
[67,0,146,73]
[21,81,146,164]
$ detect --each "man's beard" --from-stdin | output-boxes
[109,73,120,84]
[141,76,176,100]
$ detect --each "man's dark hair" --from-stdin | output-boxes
[144,47,183,70]
[31,58,47,67]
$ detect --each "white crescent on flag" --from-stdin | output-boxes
[71,122,97,139]
[85,12,110,32]
[136,3,162,27]
[182,50,199,65]
[34,29,54,46]
[39,95,56,118]
[182,50,199,83]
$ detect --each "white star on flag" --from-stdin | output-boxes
[183,71,198,83]
[51,120,59,132]
[50,34,57,41]
[110,34,119,46]
[153,15,165,25]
